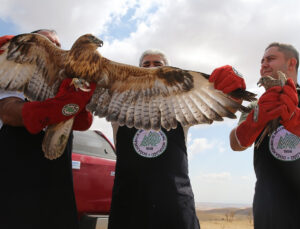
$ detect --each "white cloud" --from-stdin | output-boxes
[187,137,214,158]
[187,132,192,145]
[0,0,138,48]
[218,144,226,153]
[101,0,300,87]
[187,130,228,158]
[241,175,253,181]
[191,172,255,204]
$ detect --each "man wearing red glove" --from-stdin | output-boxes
[108,49,246,229]
[230,42,300,229]
[0,30,95,229]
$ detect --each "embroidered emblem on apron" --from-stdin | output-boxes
[133,129,167,158]
[269,126,300,161]
[62,104,79,116]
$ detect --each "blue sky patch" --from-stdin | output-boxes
[102,8,138,40]
[0,18,19,35]
[101,4,159,40]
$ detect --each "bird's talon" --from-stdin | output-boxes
[70,78,91,92]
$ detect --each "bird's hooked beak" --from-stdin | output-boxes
[92,36,103,47]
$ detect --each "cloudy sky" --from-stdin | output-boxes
[1,0,300,205]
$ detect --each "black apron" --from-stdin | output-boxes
[253,91,300,229]
[108,124,200,229]
[0,125,78,229]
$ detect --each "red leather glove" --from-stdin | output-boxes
[73,109,93,131]
[0,35,14,54]
[279,78,300,136]
[209,65,246,94]
[22,78,96,134]
[236,86,283,147]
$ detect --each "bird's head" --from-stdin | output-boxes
[71,34,103,51]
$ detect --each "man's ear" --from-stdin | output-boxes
[288,57,298,71]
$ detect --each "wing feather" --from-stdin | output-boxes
[106,91,129,122]
[125,102,136,128]
[159,96,178,130]
[169,96,187,127]
[201,85,243,115]
[124,91,140,128]
[133,92,144,129]
[0,33,67,101]
[117,90,136,126]
[172,95,189,126]
[87,87,111,117]
[87,59,256,130]
[141,89,151,130]
[183,93,215,123]
[149,95,161,130]
[159,96,172,130]
[177,94,199,125]
[165,97,178,129]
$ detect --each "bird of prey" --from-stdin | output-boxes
[255,71,287,148]
[0,33,256,159]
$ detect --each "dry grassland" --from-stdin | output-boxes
[94,207,254,229]
[197,208,254,229]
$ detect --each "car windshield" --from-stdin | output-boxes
[73,130,116,160]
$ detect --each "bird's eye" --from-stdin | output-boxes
[55,41,61,48]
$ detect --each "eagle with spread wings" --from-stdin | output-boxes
[0,33,256,159]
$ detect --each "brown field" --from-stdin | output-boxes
[95,207,254,229]
[197,207,254,229]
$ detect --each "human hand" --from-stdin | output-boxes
[236,86,283,147]
[22,78,96,134]
[279,78,298,121]
[279,79,300,136]
[209,65,246,94]
[73,109,93,131]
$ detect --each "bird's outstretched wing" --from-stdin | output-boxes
[0,33,256,159]
[87,58,256,130]
[0,32,256,132]
[0,33,68,101]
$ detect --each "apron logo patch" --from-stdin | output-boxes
[62,104,79,116]
[133,129,167,158]
[269,126,300,161]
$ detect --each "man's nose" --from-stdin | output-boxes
[261,60,269,68]
[149,62,156,67]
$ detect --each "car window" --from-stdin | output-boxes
[73,130,116,160]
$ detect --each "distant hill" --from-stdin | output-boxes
[196,202,251,210]
[198,207,252,215]
[235,207,253,216]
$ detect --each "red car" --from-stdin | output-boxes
[72,130,116,227]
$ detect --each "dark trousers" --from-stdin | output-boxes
[0,125,78,229]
